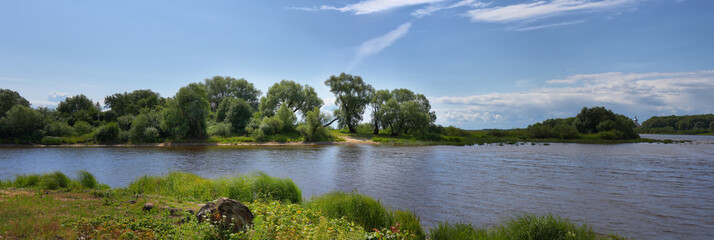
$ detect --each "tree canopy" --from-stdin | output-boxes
[204,76,261,111]
[162,83,210,139]
[0,89,30,118]
[104,89,163,117]
[57,94,100,125]
[325,73,374,133]
[259,80,323,118]
[375,89,436,136]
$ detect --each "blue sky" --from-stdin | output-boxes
[1,0,712,129]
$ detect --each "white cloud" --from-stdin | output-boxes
[512,20,585,31]
[321,0,445,15]
[412,0,490,17]
[467,0,637,23]
[47,91,70,102]
[30,100,60,108]
[431,70,714,129]
[349,22,412,70]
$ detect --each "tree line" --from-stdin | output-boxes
[0,72,437,144]
[526,107,640,140]
[639,114,714,134]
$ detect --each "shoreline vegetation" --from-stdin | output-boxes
[1,170,628,240]
[2,76,710,147]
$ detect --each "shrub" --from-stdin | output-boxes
[486,129,507,137]
[95,122,121,143]
[297,107,332,141]
[72,121,94,136]
[444,126,470,137]
[260,116,283,135]
[207,122,233,137]
[598,130,621,140]
[41,136,62,145]
[44,121,74,137]
[116,115,134,131]
[493,214,595,239]
[305,191,390,231]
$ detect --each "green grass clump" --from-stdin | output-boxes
[77,170,98,189]
[429,214,627,240]
[1,171,108,191]
[389,210,425,240]
[305,191,391,231]
[39,172,71,190]
[126,171,302,203]
[429,222,487,240]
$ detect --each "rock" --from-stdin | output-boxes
[196,197,253,232]
[169,208,179,216]
[143,202,155,211]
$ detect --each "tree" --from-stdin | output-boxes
[0,89,30,118]
[259,80,323,118]
[225,98,253,135]
[161,83,210,139]
[0,105,45,142]
[297,107,331,141]
[57,94,99,125]
[104,89,163,117]
[369,89,392,134]
[324,73,373,133]
[204,76,261,111]
[573,106,639,139]
[573,107,616,134]
[275,103,297,133]
[376,89,436,136]
[129,111,162,143]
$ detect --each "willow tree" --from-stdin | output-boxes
[203,76,261,110]
[324,73,373,133]
[259,80,323,118]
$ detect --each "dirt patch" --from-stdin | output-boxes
[0,189,34,201]
[340,136,378,145]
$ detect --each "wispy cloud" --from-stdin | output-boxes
[349,22,412,70]
[467,0,637,23]
[511,20,586,31]
[431,70,714,129]
[288,6,319,12]
[0,76,22,82]
[412,0,490,17]
[321,0,445,15]
[47,91,70,102]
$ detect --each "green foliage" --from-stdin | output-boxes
[251,172,302,204]
[0,88,30,118]
[376,89,436,136]
[389,210,425,240]
[41,136,62,145]
[129,111,162,143]
[57,94,99,125]
[573,107,637,139]
[297,107,332,141]
[275,103,297,132]
[325,73,374,133]
[260,116,284,135]
[259,80,323,118]
[305,191,390,231]
[527,118,581,139]
[487,129,507,137]
[0,105,46,142]
[641,114,714,133]
[72,121,94,136]
[204,76,261,110]
[215,97,231,122]
[207,121,233,137]
[429,222,485,240]
[94,122,121,143]
[126,171,302,203]
[443,126,471,137]
[104,89,163,117]
[117,114,135,131]
[160,106,189,140]
[39,172,71,190]
[225,98,253,134]
[44,121,74,137]
[77,170,98,189]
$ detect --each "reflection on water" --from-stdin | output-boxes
[1,136,713,239]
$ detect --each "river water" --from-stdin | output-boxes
[1,134,712,239]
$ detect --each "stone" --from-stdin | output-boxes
[143,202,155,211]
[196,197,253,232]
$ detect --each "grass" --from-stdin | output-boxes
[1,171,629,240]
[126,171,301,203]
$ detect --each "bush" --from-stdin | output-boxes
[297,107,331,141]
[260,116,283,135]
[207,122,232,137]
[116,115,134,131]
[44,121,74,137]
[494,214,596,239]
[95,122,121,143]
[486,129,507,137]
[41,136,62,145]
[73,121,94,136]
[305,191,390,231]
[39,172,71,190]
[598,130,621,140]
[444,126,470,137]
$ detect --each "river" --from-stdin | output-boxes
[1,134,712,239]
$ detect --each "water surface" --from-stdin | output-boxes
[1,135,712,239]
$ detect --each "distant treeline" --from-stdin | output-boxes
[0,73,438,144]
[638,114,714,134]
[526,107,640,140]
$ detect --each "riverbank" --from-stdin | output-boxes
[0,171,628,240]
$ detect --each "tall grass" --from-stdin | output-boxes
[126,171,301,203]
[429,214,626,240]
[304,191,424,238]
[1,171,106,190]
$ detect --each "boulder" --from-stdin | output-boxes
[142,202,155,211]
[196,197,253,232]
